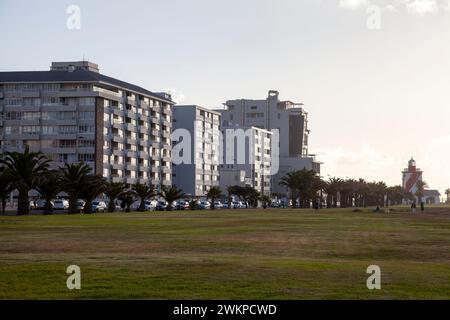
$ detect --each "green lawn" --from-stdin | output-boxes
[0,207,449,299]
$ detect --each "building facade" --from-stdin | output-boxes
[0,61,174,190]
[220,126,272,196]
[217,90,321,195]
[172,105,221,197]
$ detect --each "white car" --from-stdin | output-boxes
[198,201,211,210]
[92,201,107,213]
[53,199,69,210]
[131,200,156,211]
[213,201,223,209]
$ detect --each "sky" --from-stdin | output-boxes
[0,0,449,195]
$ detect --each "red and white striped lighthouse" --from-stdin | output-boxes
[402,157,423,195]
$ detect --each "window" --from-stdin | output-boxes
[59,140,77,148]
[59,126,77,134]
[22,126,40,134]
[4,112,22,120]
[79,111,95,119]
[5,98,22,106]
[78,154,95,162]
[78,139,95,147]
[79,125,95,133]
[79,97,95,106]
[42,126,58,134]
[42,96,59,106]
[60,112,76,120]
[22,112,40,120]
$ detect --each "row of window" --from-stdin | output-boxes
[3,97,95,107]
[1,111,95,121]
[3,125,95,135]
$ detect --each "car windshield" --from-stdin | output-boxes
[92,202,100,205]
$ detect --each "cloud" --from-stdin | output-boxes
[337,0,444,15]
[339,0,370,9]
[313,137,450,194]
[404,0,438,14]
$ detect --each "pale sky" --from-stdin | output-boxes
[1,0,449,194]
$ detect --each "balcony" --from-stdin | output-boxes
[21,90,40,98]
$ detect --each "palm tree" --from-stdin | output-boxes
[326,177,343,208]
[80,175,107,214]
[279,172,300,208]
[445,189,450,204]
[104,182,126,212]
[60,162,92,214]
[206,186,222,210]
[415,180,428,205]
[0,167,14,215]
[35,171,61,215]
[0,146,50,215]
[119,190,137,213]
[158,185,185,211]
[132,183,155,212]
[260,195,272,209]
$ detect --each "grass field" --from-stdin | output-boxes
[0,207,449,299]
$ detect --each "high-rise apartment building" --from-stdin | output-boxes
[220,126,272,196]
[0,61,174,189]
[172,105,221,197]
[217,90,321,194]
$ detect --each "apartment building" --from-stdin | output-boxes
[217,90,321,194]
[220,126,272,196]
[0,61,174,189]
[172,105,221,197]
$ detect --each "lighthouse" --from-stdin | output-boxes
[402,157,423,196]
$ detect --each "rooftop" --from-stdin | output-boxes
[0,61,173,103]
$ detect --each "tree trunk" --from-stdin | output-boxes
[108,199,116,213]
[139,199,145,212]
[17,189,30,215]
[43,198,53,215]
[84,199,93,214]
[68,195,78,214]
[1,198,5,215]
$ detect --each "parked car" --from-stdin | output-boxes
[92,201,107,213]
[222,201,229,209]
[53,199,69,210]
[35,199,52,210]
[29,201,37,210]
[131,200,157,211]
[175,200,190,210]
[231,201,246,209]
[198,201,211,210]
[156,201,168,211]
[76,200,85,212]
[213,201,223,209]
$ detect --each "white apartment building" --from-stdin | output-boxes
[217,90,321,194]
[220,126,272,196]
[0,61,174,190]
[172,105,221,197]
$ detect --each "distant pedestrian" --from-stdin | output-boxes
[314,200,319,211]
[420,202,425,213]
[411,202,417,214]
